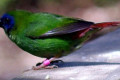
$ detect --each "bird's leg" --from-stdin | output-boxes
[35,60,64,69]
[32,57,58,70]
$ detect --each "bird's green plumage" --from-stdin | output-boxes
[8,10,77,36]
[3,10,99,58]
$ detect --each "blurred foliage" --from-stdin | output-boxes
[93,0,120,7]
[0,0,16,15]
[0,0,120,14]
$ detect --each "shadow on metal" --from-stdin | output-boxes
[51,61,120,68]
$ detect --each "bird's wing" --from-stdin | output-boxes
[40,21,94,37]
[26,13,94,38]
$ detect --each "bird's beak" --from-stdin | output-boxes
[0,19,3,28]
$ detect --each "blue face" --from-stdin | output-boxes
[0,14,14,31]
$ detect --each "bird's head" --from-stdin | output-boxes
[0,10,32,33]
[0,14,14,32]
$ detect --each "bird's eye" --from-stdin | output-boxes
[3,18,11,24]
[0,14,15,30]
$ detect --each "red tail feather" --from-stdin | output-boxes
[91,22,120,28]
[79,22,120,38]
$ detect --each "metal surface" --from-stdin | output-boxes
[13,28,120,80]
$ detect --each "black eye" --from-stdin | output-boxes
[1,14,15,30]
[4,18,10,24]
[1,17,10,25]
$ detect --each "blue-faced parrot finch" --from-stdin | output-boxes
[0,10,120,70]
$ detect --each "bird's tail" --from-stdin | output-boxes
[79,22,120,38]
[91,22,120,28]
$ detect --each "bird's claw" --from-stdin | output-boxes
[32,65,58,70]
[51,60,64,65]
[44,65,58,69]
[23,68,33,72]
[32,66,39,70]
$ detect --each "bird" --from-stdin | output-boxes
[0,10,120,70]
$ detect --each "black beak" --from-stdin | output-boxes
[0,19,3,28]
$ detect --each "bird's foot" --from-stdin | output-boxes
[33,59,64,70]
[33,65,58,70]
[32,57,63,70]
[23,59,63,71]
[45,65,58,69]
[36,60,64,66]
[50,60,64,65]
